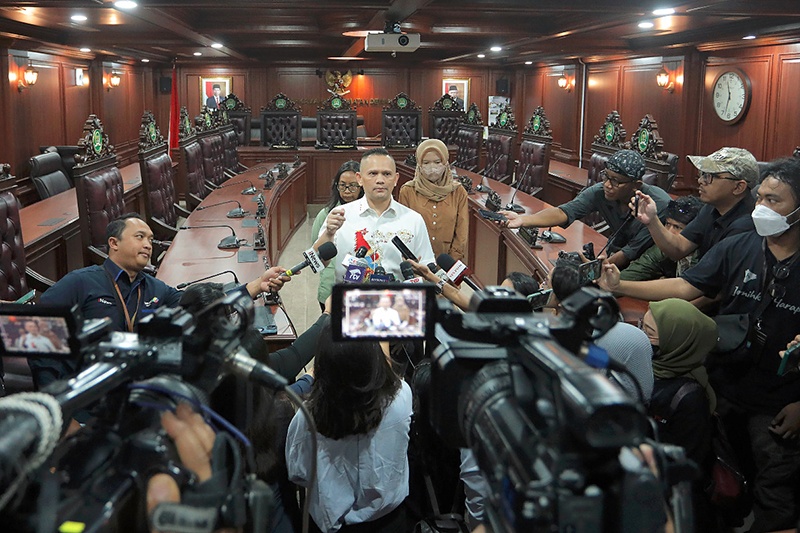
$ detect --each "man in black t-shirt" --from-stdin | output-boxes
[633,147,757,261]
[598,157,800,532]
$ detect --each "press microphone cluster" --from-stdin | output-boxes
[400,261,424,284]
[180,224,241,250]
[196,200,248,218]
[176,270,240,290]
[221,179,258,195]
[437,253,480,292]
[285,242,337,277]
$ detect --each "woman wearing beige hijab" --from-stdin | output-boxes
[398,139,469,261]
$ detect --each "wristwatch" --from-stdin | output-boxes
[435,279,446,295]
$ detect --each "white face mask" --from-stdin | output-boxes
[751,204,800,237]
[421,164,445,180]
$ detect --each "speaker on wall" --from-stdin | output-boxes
[159,76,172,94]
[496,79,509,95]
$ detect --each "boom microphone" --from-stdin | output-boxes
[505,163,532,214]
[437,253,480,292]
[180,224,241,249]
[478,154,504,179]
[196,200,248,218]
[285,242,337,277]
[176,270,241,290]
[221,179,258,195]
[453,153,481,171]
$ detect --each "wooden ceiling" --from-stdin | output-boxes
[0,1,797,66]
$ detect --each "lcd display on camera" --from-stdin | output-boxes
[333,284,435,340]
[0,315,72,355]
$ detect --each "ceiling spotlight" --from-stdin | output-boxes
[638,21,655,29]
[743,35,756,40]
[193,52,202,56]
[71,14,87,22]
[477,54,485,58]
[653,8,675,16]
[525,61,533,65]
[327,56,367,61]
[79,47,91,53]
[211,43,223,49]
[141,58,150,62]
[114,1,137,9]
[490,46,502,52]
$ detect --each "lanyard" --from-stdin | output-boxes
[105,269,143,333]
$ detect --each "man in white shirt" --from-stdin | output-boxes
[15,320,56,352]
[315,148,436,281]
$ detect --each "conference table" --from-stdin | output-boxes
[155,161,307,348]
[396,163,648,324]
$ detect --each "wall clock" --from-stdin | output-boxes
[711,69,751,124]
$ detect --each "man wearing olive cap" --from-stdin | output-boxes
[500,149,671,267]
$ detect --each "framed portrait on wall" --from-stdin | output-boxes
[200,76,231,110]
[442,78,469,111]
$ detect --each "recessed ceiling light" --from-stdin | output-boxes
[327,56,368,60]
[211,43,223,49]
[193,52,202,56]
[743,35,756,40]
[141,58,150,62]
[525,61,533,65]
[114,1,137,9]
[638,21,655,29]
[477,54,486,58]
[79,47,91,53]
[342,30,383,37]
[490,46,502,52]
[653,8,675,16]
[71,14,87,22]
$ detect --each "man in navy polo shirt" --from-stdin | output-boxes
[29,213,289,389]
[599,158,800,531]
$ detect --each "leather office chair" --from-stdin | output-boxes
[260,93,301,150]
[0,191,55,393]
[138,111,191,254]
[183,139,212,211]
[39,145,79,182]
[199,132,226,187]
[516,140,549,197]
[29,152,72,200]
[73,115,127,266]
[628,114,677,193]
[453,125,482,172]
[317,95,357,149]
[584,152,610,234]
[219,94,252,146]
[429,94,464,147]
[381,93,422,148]
[485,132,515,183]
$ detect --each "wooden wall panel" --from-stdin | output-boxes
[583,65,621,161]
[64,63,91,146]
[770,53,800,159]
[700,56,772,161]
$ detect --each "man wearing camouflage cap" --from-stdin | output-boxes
[633,147,757,263]
[500,149,672,267]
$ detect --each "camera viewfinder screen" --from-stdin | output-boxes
[0,315,72,355]
[342,288,427,339]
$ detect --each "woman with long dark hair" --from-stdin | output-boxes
[286,324,412,533]
[311,160,362,309]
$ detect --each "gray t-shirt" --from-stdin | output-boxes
[558,182,672,260]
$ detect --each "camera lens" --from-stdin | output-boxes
[398,34,410,46]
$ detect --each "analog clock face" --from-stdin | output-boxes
[713,71,750,123]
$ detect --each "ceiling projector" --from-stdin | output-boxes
[365,33,420,52]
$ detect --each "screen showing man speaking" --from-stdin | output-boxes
[0,315,71,355]
[341,287,428,339]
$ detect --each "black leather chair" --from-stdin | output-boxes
[382,93,422,148]
[38,145,79,182]
[73,117,127,267]
[29,152,72,200]
[176,107,213,211]
[138,111,191,249]
[628,114,678,193]
[260,93,301,149]
[516,107,554,197]
[485,104,517,184]
[219,94,252,147]
[454,125,482,172]
[429,94,464,147]
[195,108,226,188]
[317,95,357,149]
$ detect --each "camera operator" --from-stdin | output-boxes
[28,213,291,392]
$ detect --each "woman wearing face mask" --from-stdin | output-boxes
[311,161,362,310]
[398,139,468,261]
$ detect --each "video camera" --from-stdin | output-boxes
[331,282,695,532]
[0,293,281,533]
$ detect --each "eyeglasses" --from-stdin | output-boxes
[600,170,634,188]
[338,183,361,193]
[697,172,741,186]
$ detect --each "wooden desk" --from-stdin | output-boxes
[20,163,144,281]
[545,160,589,206]
[397,163,647,324]
[155,162,306,346]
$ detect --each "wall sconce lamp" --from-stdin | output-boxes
[557,73,571,92]
[657,66,674,93]
[18,63,38,92]
[108,71,121,91]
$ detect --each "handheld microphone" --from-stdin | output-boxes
[355,246,368,259]
[285,242,337,276]
[437,253,480,292]
[505,163,532,214]
[196,200,248,218]
[391,236,416,261]
[221,179,258,195]
[401,261,424,283]
[180,225,241,249]
[370,264,393,283]
[176,270,241,290]
[428,262,451,284]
